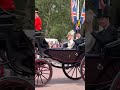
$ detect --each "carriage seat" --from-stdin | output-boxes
[48,48,77,51]
[103,38,120,57]
[77,42,85,50]
[104,39,120,48]
[85,53,101,59]
[0,24,14,33]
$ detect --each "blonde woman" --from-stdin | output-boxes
[66,30,75,49]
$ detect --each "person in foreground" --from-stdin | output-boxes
[88,8,118,53]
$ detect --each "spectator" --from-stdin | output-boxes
[35,8,42,31]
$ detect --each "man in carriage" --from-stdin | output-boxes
[85,4,120,89]
[87,8,118,54]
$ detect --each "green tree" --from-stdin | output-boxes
[35,0,83,40]
[14,0,34,30]
[35,0,72,40]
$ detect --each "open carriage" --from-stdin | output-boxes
[35,34,85,86]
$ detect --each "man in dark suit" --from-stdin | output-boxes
[73,31,84,49]
[90,9,118,53]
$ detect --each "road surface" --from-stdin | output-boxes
[35,67,85,90]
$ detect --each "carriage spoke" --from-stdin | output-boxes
[82,69,85,72]
[76,67,78,78]
[78,66,81,73]
[71,67,76,77]
[67,67,74,74]
[42,73,50,74]
[80,58,85,81]
[42,67,50,71]
[40,75,43,84]
[41,74,48,80]
[35,74,38,78]
[36,75,40,85]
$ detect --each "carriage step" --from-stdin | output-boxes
[0,15,15,24]
[0,24,14,27]
[0,15,15,19]
[0,24,15,33]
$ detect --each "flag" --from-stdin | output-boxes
[80,0,85,24]
[75,19,80,30]
[71,0,78,24]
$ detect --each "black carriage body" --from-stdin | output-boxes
[35,34,84,64]
[48,49,84,63]
[86,57,120,89]
[86,39,120,89]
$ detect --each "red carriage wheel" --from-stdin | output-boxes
[0,77,34,90]
[110,72,120,90]
[35,59,52,87]
[80,56,85,81]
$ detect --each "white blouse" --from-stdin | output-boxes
[67,40,75,49]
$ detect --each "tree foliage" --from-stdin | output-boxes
[35,0,83,40]
[14,0,34,30]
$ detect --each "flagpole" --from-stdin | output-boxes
[77,0,79,20]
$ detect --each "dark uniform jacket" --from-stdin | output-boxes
[73,37,84,49]
[91,24,118,53]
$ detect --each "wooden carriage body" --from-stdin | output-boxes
[86,38,120,89]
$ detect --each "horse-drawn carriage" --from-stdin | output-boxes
[35,33,85,86]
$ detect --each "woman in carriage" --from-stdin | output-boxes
[62,29,84,50]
